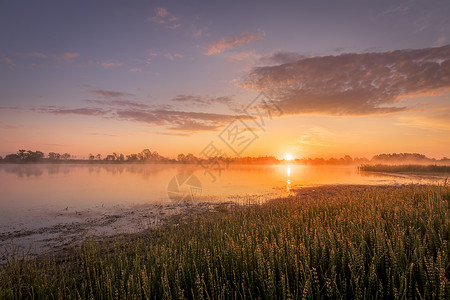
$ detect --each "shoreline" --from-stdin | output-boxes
[0,201,235,264]
[1,183,448,299]
[0,182,424,264]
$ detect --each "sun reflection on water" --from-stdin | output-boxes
[286,165,291,194]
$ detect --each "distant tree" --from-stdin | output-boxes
[177,153,186,163]
[61,153,71,160]
[150,151,164,162]
[185,153,197,164]
[16,150,45,162]
[126,153,139,162]
[328,157,338,165]
[4,154,20,162]
[48,152,61,160]
[354,157,369,164]
[118,153,125,161]
[372,153,429,162]
[343,155,353,164]
[140,149,152,161]
[96,154,102,160]
[113,152,119,160]
[89,153,95,160]
[18,149,26,160]
[105,154,116,161]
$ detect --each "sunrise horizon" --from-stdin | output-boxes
[1,1,450,160]
[1,2,449,298]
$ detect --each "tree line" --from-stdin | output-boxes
[1,149,449,165]
[1,150,71,163]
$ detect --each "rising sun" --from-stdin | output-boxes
[284,153,294,161]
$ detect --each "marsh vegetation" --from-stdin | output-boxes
[1,185,448,299]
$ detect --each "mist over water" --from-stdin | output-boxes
[0,163,445,259]
[1,163,443,212]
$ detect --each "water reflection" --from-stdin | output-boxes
[1,163,446,245]
[0,163,202,179]
[286,165,291,194]
[0,163,446,213]
[1,164,45,177]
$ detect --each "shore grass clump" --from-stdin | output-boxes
[359,164,450,174]
[1,184,449,299]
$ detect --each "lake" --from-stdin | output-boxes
[0,163,444,258]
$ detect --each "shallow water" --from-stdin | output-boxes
[0,163,445,257]
[0,163,444,214]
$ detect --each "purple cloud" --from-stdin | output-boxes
[89,89,135,99]
[244,45,450,115]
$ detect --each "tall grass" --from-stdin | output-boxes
[359,164,450,174]
[1,185,449,299]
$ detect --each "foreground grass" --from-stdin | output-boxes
[359,164,450,174]
[1,185,449,299]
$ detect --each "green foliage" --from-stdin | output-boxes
[1,185,449,299]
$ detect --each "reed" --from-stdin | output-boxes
[1,184,449,299]
[359,164,450,174]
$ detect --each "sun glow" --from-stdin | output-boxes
[284,153,294,161]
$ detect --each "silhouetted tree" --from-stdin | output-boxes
[48,152,61,160]
[343,155,353,164]
[354,157,369,164]
[19,150,44,162]
[371,153,429,163]
[4,154,20,162]
[126,153,139,162]
[61,153,71,160]
[112,152,119,160]
[139,149,151,161]
[328,157,338,165]
[177,153,186,163]
[18,149,26,160]
[185,153,197,164]
[105,154,115,161]
[89,154,95,160]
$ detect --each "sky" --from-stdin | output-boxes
[1,0,450,159]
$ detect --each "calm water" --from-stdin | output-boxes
[0,163,445,254]
[0,163,443,212]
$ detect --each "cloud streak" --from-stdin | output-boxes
[259,51,306,65]
[148,7,180,29]
[171,94,241,112]
[0,53,17,69]
[38,107,108,116]
[164,53,183,60]
[37,102,253,133]
[89,89,135,99]
[244,45,450,116]
[14,51,48,59]
[84,99,149,109]
[98,61,123,68]
[61,52,79,60]
[206,31,263,55]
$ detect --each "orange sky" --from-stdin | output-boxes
[1,1,450,160]
[1,92,449,160]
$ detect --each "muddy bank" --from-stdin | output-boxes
[0,184,411,264]
[0,201,232,264]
